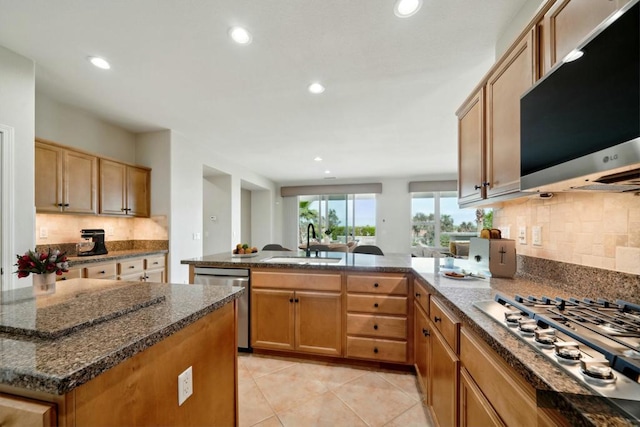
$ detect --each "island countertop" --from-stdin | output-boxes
[0,278,243,395]
[182,250,638,427]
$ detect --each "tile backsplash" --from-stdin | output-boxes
[493,192,639,275]
[35,214,168,246]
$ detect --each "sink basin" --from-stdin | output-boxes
[262,256,343,265]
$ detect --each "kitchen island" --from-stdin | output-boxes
[0,278,243,426]
[182,250,639,427]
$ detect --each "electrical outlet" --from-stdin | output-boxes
[178,366,193,406]
[518,226,527,245]
[39,227,48,239]
[532,226,542,246]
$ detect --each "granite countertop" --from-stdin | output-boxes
[67,249,168,267]
[183,251,637,427]
[0,279,243,395]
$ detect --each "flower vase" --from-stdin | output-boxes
[33,273,56,296]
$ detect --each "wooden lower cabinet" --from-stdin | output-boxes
[0,394,56,427]
[56,267,82,281]
[460,368,504,427]
[414,300,430,404]
[251,269,342,357]
[430,325,459,427]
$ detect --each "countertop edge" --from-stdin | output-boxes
[68,249,168,267]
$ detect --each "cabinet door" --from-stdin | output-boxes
[35,142,64,213]
[251,288,295,351]
[460,368,505,427]
[430,326,459,427]
[0,393,56,427]
[485,30,535,198]
[296,291,342,356]
[144,269,165,283]
[543,0,619,73]
[57,267,82,281]
[64,150,98,214]
[414,301,430,405]
[127,166,150,217]
[457,88,485,205]
[99,159,127,215]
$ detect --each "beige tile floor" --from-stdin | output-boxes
[238,353,434,427]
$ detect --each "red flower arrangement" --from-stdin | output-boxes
[14,249,69,278]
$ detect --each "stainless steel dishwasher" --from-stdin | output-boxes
[193,267,251,352]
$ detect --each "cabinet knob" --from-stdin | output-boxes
[100,270,106,274]
[482,181,490,187]
[63,203,70,207]
[129,265,135,269]
[415,292,421,298]
[374,303,379,308]
[294,298,299,303]
[153,262,159,265]
[422,328,430,337]
[373,324,378,330]
[434,316,441,323]
[289,298,294,303]
[373,347,379,354]
[121,208,126,212]
[374,283,379,288]
[61,277,67,281]
[474,184,481,190]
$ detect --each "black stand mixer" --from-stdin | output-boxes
[78,229,109,256]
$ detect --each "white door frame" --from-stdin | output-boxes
[0,124,16,291]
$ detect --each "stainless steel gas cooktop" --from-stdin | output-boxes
[474,294,640,422]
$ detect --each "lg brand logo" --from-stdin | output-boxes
[603,154,618,163]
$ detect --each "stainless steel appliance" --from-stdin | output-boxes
[520,0,639,193]
[77,229,108,256]
[474,294,640,422]
[193,267,250,352]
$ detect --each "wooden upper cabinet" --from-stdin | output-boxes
[485,29,536,198]
[457,88,485,205]
[542,0,620,74]
[35,140,98,214]
[100,159,150,217]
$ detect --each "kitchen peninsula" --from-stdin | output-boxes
[0,278,243,426]
[182,251,640,427]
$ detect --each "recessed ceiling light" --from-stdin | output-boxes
[324,170,331,174]
[308,82,325,94]
[229,26,252,45]
[314,157,322,162]
[88,56,111,70]
[562,49,584,63]
[394,0,423,18]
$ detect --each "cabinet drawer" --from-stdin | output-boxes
[119,258,144,275]
[252,269,341,291]
[145,255,165,270]
[430,296,460,352]
[347,294,407,315]
[57,268,82,281]
[414,279,429,315]
[347,313,407,339]
[347,336,407,363]
[85,263,117,279]
[347,274,408,295]
[460,328,537,427]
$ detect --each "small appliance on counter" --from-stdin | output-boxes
[77,229,108,256]
[468,237,516,278]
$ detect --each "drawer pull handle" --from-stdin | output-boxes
[129,265,135,269]
[374,283,379,288]
[373,347,379,354]
[99,270,105,274]
[373,324,378,330]
[415,292,421,298]
[61,277,67,280]
[434,316,442,323]
[422,328,430,337]
[153,262,159,265]
[474,184,481,190]
[374,303,379,308]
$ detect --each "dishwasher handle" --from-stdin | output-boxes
[193,267,249,277]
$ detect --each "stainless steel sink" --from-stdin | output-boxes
[262,256,342,265]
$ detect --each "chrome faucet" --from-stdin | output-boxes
[306,223,316,257]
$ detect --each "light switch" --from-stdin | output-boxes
[532,226,542,246]
[518,226,527,245]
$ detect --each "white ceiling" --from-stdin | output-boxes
[0,0,528,184]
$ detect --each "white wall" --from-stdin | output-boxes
[251,190,273,249]
[241,189,251,243]
[375,179,413,254]
[135,130,171,217]
[35,92,136,162]
[203,174,232,256]
[0,45,35,289]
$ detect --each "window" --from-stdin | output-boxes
[411,191,492,250]
[298,194,376,245]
